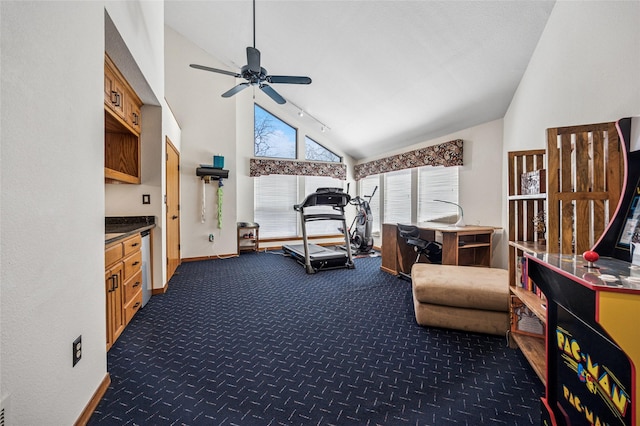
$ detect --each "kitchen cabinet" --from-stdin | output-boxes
[105,262,124,351]
[105,233,143,351]
[104,53,142,184]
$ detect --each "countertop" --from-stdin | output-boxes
[105,216,156,245]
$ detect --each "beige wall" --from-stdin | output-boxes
[503,0,640,256]
[359,119,506,267]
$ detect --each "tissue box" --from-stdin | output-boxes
[213,155,224,169]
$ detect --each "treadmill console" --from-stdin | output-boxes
[296,188,351,209]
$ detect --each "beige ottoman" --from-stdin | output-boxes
[411,264,509,336]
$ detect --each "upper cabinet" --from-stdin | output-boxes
[104,54,143,184]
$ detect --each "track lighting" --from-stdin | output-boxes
[287,100,330,134]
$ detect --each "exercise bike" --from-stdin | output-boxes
[345,186,377,255]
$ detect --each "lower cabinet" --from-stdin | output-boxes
[105,263,124,350]
[105,233,143,351]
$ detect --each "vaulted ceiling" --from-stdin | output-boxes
[165,1,555,160]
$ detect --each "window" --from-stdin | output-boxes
[359,175,381,234]
[304,176,345,236]
[254,104,297,159]
[254,175,298,238]
[384,169,412,225]
[417,166,460,222]
[305,136,341,162]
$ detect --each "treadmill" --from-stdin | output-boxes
[283,187,355,274]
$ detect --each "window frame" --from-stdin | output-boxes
[304,136,342,163]
[254,103,298,159]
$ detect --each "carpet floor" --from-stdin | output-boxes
[89,252,543,425]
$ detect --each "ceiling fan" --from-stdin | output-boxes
[189,0,312,105]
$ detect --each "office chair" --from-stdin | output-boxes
[397,224,443,269]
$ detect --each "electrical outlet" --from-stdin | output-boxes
[72,335,82,367]
[208,234,215,242]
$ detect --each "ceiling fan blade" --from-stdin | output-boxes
[259,84,286,104]
[266,75,312,85]
[221,82,251,98]
[246,47,261,74]
[189,64,241,78]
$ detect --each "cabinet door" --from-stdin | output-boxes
[104,65,125,119]
[124,91,142,134]
[105,262,125,350]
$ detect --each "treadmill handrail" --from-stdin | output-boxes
[302,213,347,221]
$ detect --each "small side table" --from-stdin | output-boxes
[237,222,259,253]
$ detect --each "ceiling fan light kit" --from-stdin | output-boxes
[189,0,311,105]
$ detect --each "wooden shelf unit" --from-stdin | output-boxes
[507,121,624,385]
[507,149,548,384]
[442,228,493,267]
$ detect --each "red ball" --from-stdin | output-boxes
[583,250,599,263]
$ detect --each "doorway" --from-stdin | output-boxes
[166,138,181,282]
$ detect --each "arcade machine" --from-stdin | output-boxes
[526,117,640,426]
[283,187,355,274]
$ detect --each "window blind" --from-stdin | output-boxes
[384,169,412,225]
[254,175,299,238]
[417,166,460,222]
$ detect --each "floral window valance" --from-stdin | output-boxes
[250,158,347,180]
[354,139,463,181]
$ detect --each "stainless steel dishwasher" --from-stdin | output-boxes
[141,230,151,307]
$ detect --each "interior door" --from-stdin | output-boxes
[166,138,181,282]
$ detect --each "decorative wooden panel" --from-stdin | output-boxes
[546,122,623,254]
[508,150,546,242]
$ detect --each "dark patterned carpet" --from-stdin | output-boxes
[89,252,543,425]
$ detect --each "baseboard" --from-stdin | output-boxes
[74,373,110,426]
[380,266,398,275]
[181,253,239,262]
[152,282,169,295]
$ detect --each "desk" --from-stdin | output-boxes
[380,223,496,275]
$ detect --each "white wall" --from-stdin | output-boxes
[1,1,168,423]
[0,3,106,424]
[164,26,239,259]
[503,0,640,256]
[358,119,506,267]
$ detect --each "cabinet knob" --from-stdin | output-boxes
[172,215,178,220]
[132,261,140,267]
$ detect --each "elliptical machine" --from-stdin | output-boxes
[346,186,377,255]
